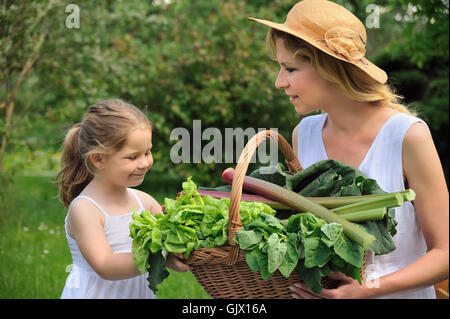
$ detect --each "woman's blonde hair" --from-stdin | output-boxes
[55,99,151,208]
[268,29,416,115]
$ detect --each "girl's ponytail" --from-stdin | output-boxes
[56,123,93,208]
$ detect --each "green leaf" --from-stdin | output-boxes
[147,251,169,292]
[360,209,397,255]
[149,228,163,253]
[249,163,288,187]
[132,235,151,274]
[320,222,343,247]
[278,233,300,277]
[256,250,272,280]
[131,177,278,289]
[235,229,263,250]
[245,248,261,273]
[333,235,364,268]
[267,233,287,273]
[297,262,324,294]
[304,233,332,268]
[330,254,346,269]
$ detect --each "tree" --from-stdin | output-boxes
[1,0,448,185]
[0,0,59,174]
[379,0,449,180]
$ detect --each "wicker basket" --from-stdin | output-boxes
[185,130,366,299]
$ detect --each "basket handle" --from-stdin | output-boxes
[226,130,302,264]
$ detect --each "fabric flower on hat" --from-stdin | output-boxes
[324,26,366,62]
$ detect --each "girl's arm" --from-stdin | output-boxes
[68,200,141,281]
[363,122,449,297]
[134,189,162,215]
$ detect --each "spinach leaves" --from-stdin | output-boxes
[235,211,364,294]
[234,213,300,280]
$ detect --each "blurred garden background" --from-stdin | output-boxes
[0,0,448,298]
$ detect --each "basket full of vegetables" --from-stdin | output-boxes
[130,130,413,298]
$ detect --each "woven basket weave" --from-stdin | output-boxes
[185,130,366,299]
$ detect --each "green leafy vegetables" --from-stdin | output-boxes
[130,160,414,295]
[235,212,365,294]
[129,177,276,291]
[247,160,403,256]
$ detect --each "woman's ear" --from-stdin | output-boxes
[89,153,104,170]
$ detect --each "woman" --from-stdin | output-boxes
[249,0,448,298]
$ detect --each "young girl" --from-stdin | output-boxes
[250,0,448,298]
[56,99,189,299]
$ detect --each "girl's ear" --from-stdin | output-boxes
[89,153,104,170]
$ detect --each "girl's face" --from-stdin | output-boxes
[274,38,331,114]
[100,127,153,188]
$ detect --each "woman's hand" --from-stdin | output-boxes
[289,272,369,299]
[165,253,191,273]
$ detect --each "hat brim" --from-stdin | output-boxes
[248,17,387,84]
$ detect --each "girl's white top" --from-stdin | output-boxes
[297,112,436,299]
[61,188,156,299]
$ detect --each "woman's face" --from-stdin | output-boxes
[274,38,332,115]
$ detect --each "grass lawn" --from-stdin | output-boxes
[0,173,210,299]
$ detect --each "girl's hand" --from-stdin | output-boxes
[165,253,191,273]
[289,272,369,299]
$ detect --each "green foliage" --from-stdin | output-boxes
[249,160,399,255]
[386,0,449,68]
[2,0,300,184]
[235,210,365,294]
[2,0,448,183]
[235,213,300,279]
[2,0,447,299]
[130,176,276,291]
[374,0,449,180]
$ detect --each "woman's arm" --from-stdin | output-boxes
[290,122,449,299]
[364,122,449,297]
[292,123,300,157]
[68,200,141,281]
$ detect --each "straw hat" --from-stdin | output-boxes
[249,0,388,84]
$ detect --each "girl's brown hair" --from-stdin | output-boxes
[268,29,416,115]
[55,99,151,208]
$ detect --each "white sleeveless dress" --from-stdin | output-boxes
[297,112,436,299]
[61,188,157,299]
